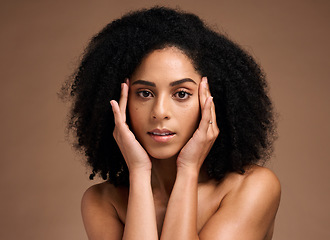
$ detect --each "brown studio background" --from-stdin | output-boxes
[1,0,329,239]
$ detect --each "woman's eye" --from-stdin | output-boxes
[137,90,153,98]
[174,91,191,100]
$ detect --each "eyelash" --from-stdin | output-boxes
[136,89,192,100]
[173,90,192,100]
[137,90,153,98]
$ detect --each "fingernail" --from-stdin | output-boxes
[202,77,208,88]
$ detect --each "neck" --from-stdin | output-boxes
[150,155,210,198]
[150,155,178,197]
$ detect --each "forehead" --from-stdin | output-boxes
[131,47,201,84]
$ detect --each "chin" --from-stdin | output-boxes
[146,147,180,161]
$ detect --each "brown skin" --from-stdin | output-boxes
[81,47,281,240]
[82,166,280,239]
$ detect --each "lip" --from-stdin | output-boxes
[147,129,176,143]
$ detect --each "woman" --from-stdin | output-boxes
[62,7,281,239]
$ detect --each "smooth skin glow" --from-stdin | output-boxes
[111,47,218,173]
[82,47,280,240]
[128,47,205,161]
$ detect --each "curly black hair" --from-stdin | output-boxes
[61,6,276,186]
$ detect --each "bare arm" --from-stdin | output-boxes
[111,81,158,240]
[160,168,199,240]
[122,170,157,240]
[161,77,218,240]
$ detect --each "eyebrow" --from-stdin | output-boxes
[131,78,197,87]
[131,80,156,87]
[170,78,197,86]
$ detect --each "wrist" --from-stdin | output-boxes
[176,166,199,181]
[129,168,152,183]
[177,161,200,177]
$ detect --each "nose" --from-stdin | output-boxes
[152,94,171,120]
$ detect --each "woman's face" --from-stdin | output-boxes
[128,47,202,160]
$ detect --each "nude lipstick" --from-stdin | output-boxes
[147,129,176,143]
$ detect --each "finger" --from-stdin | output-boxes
[198,96,213,132]
[202,77,218,133]
[204,77,211,99]
[111,99,137,146]
[199,77,208,111]
[118,79,129,122]
[110,100,123,125]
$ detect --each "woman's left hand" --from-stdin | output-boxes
[177,77,219,174]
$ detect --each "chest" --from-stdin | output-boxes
[116,184,225,234]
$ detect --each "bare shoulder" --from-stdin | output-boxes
[244,165,281,204]
[82,182,109,204]
[200,165,281,239]
[242,165,280,191]
[81,182,128,240]
[82,182,127,208]
[244,165,280,185]
[221,165,281,201]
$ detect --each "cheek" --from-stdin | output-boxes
[128,104,139,123]
[177,101,200,130]
[128,100,148,131]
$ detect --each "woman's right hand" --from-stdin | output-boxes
[110,80,152,173]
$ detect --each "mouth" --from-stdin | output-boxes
[147,129,176,143]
